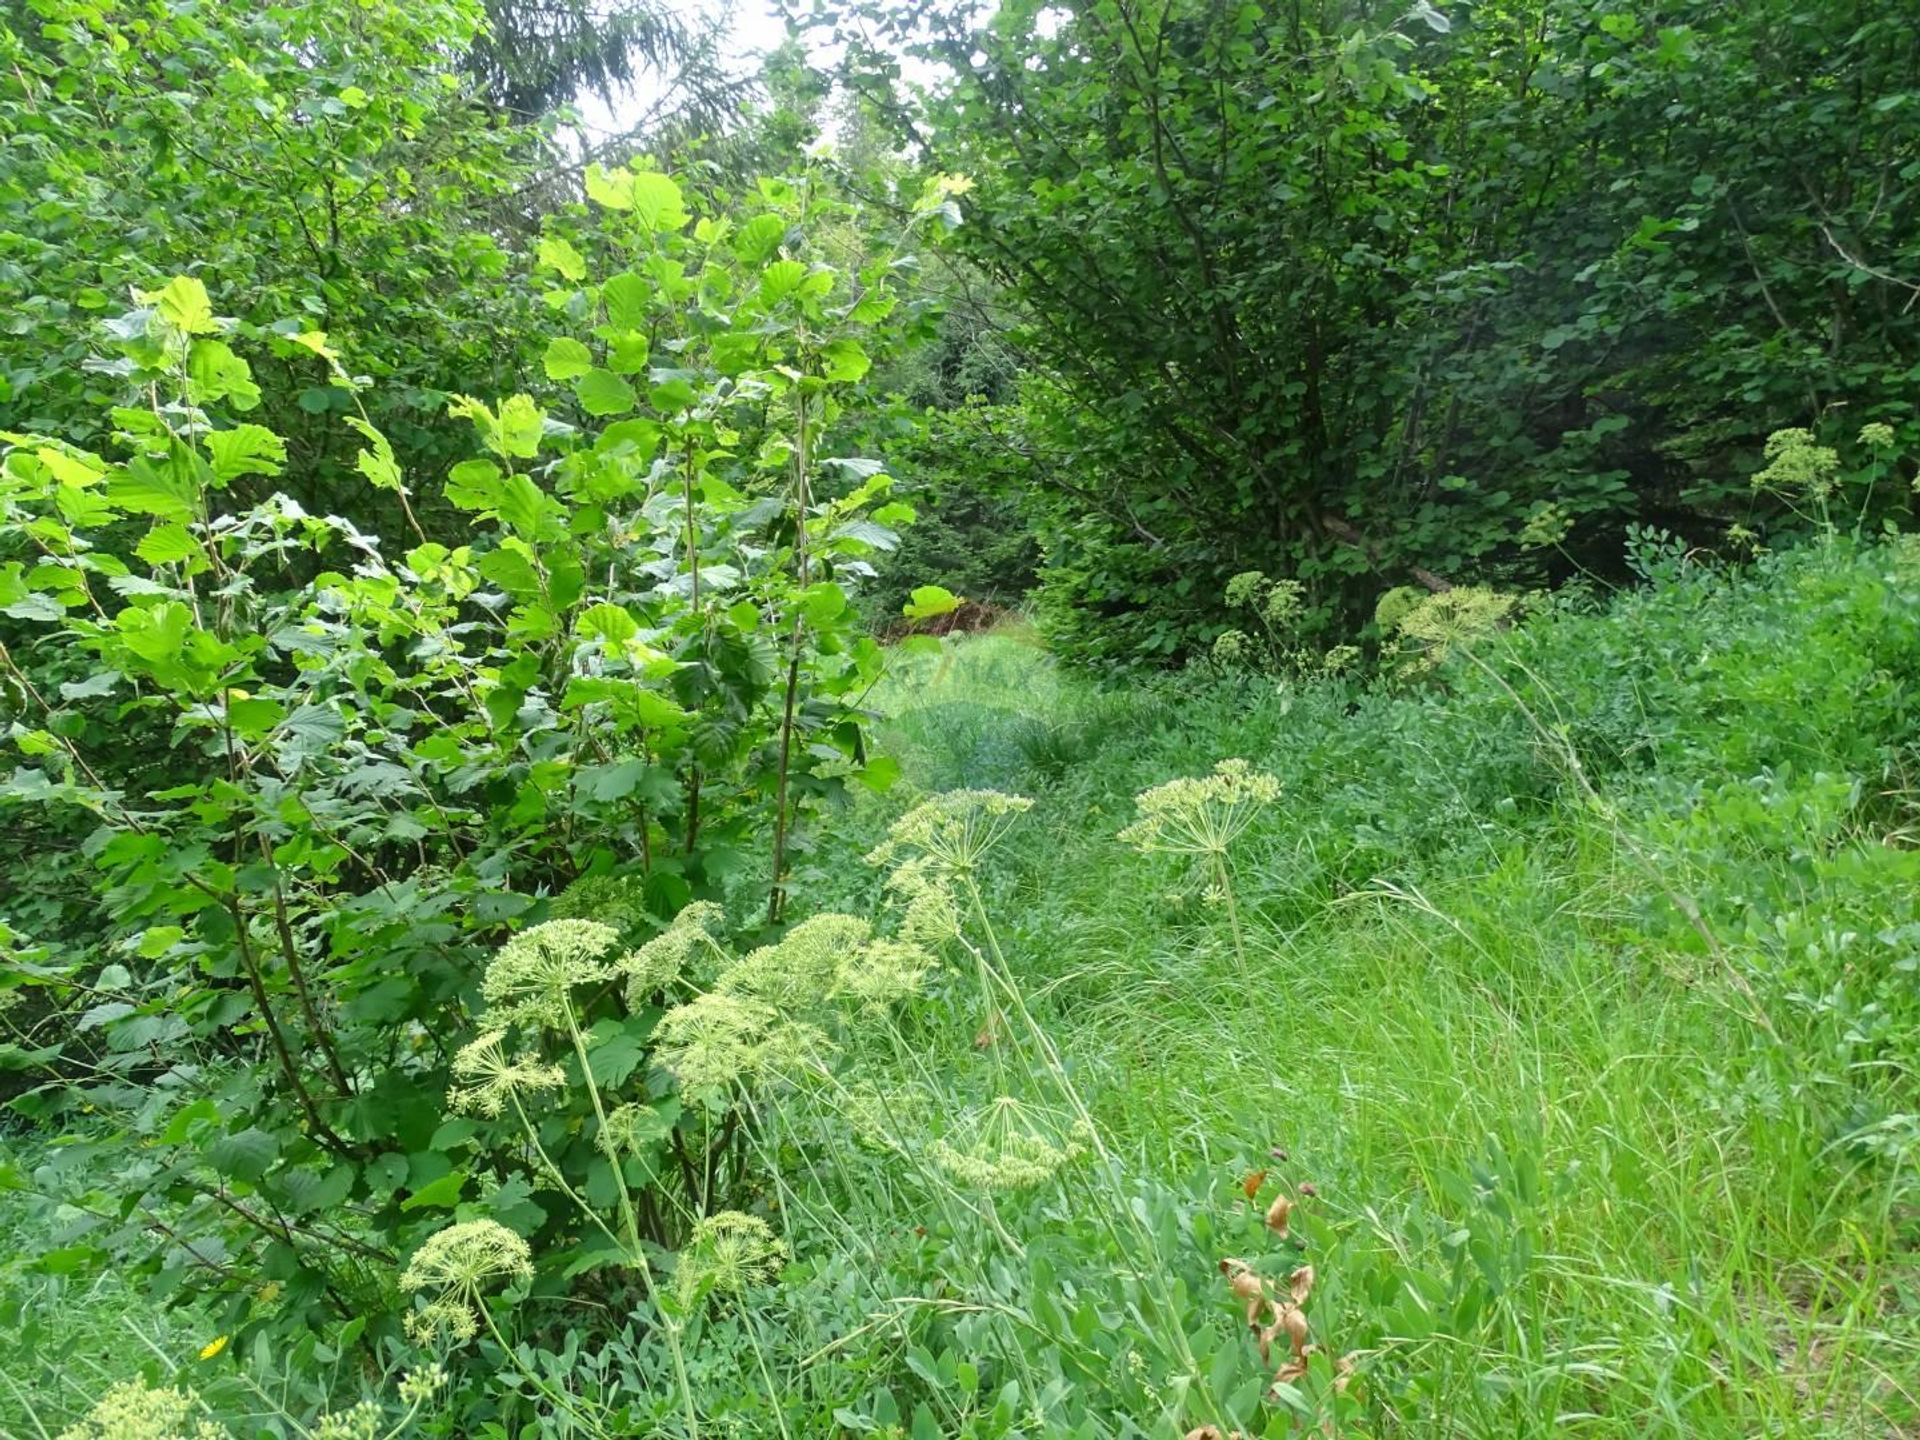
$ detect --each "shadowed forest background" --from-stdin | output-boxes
[3,1,1920,1437]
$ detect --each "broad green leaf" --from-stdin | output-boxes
[497,394,545,458]
[629,171,688,231]
[585,162,635,210]
[399,1170,466,1211]
[35,447,105,488]
[575,368,637,417]
[759,259,810,305]
[108,452,197,522]
[733,213,787,265]
[208,1128,279,1183]
[135,523,199,566]
[187,339,260,409]
[345,417,402,491]
[604,330,650,374]
[903,585,963,620]
[445,458,503,511]
[601,272,650,331]
[579,758,648,802]
[577,602,640,645]
[648,377,697,413]
[819,338,871,383]
[537,235,587,281]
[206,425,286,482]
[543,337,593,380]
[141,275,217,334]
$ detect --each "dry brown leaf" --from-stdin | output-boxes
[1241,1169,1268,1200]
[1289,1264,1315,1307]
[1264,1191,1292,1237]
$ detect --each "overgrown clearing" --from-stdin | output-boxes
[11,540,1920,1437]
[5,0,1920,1435]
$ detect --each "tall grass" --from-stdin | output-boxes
[780,544,1920,1437]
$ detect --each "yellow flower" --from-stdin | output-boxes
[198,1335,229,1360]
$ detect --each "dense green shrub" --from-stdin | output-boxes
[816,0,1920,660]
[0,161,958,1374]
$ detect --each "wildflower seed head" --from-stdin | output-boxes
[834,938,935,1009]
[930,1096,1093,1191]
[1320,644,1360,676]
[396,1364,448,1406]
[718,913,870,1008]
[447,1030,566,1118]
[837,1079,931,1153]
[1259,578,1305,631]
[1519,501,1573,549]
[620,901,727,1002]
[1753,426,1840,500]
[865,790,1032,877]
[1119,758,1281,858]
[400,1219,533,1296]
[481,919,619,1028]
[313,1402,381,1440]
[1212,629,1251,666]
[1392,586,1516,670]
[55,1380,223,1440]
[675,1210,786,1303]
[1224,571,1268,608]
[403,1299,479,1348]
[652,991,775,1098]
[885,854,962,944]
[549,872,650,936]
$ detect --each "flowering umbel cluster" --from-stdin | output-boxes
[400,1219,533,1346]
[55,1380,226,1440]
[447,1029,566,1118]
[1390,586,1515,672]
[674,1210,787,1304]
[1119,758,1280,859]
[620,900,726,1003]
[1752,426,1840,501]
[865,790,1033,878]
[480,919,620,1028]
[930,1095,1095,1191]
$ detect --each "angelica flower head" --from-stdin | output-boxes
[480,918,619,1028]
[396,1364,449,1406]
[1259,577,1305,630]
[1753,426,1840,500]
[400,1219,532,1297]
[885,854,962,944]
[1860,421,1896,451]
[718,913,870,1009]
[403,1298,479,1348]
[1224,570,1268,608]
[1119,758,1280,859]
[1211,629,1251,666]
[930,1095,1094,1191]
[1391,586,1516,671]
[866,790,1033,878]
[55,1380,226,1440]
[833,938,935,1009]
[619,901,725,1003]
[549,871,651,935]
[675,1210,786,1304]
[651,991,823,1100]
[313,1401,381,1440]
[447,1030,566,1118]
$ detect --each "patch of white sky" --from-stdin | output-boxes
[566,0,1067,151]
